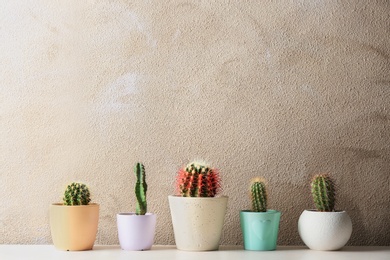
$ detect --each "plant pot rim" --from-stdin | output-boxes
[240,209,280,214]
[168,195,228,199]
[51,203,99,207]
[117,212,155,216]
[303,209,347,213]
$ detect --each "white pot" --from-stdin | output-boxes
[117,213,156,251]
[298,210,352,251]
[168,195,228,251]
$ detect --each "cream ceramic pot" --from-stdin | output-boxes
[168,195,228,251]
[298,210,352,251]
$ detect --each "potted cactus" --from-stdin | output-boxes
[239,177,281,251]
[168,161,228,251]
[117,163,156,251]
[298,174,352,251]
[49,182,99,251]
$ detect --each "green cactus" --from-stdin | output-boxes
[311,174,336,212]
[176,161,221,197]
[63,182,91,206]
[250,177,267,212]
[135,163,147,215]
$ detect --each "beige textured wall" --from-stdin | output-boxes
[1,0,389,246]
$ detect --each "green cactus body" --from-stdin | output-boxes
[311,174,336,212]
[176,161,220,197]
[63,182,91,206]
[250,177,267,212]
[135,163,147,215]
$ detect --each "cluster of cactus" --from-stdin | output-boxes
[176,161,220,197]
[250,177,268,212]
[134,163,147,215]
[311,174,336,212]
[63,182,91,206]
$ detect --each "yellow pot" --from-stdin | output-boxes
[50,203,99,251]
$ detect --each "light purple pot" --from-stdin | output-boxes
[117,213,156,251]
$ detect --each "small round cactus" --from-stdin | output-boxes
[134,163,147,215]
[250,177,267,212]
[311,174,336,212]
[63,182,91,206]
[176,161,220,197]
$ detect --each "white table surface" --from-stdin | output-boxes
[0,245,389,260]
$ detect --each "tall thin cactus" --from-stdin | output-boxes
[135,163,147,215]
[311,174,336,212]
[250,177,267,212]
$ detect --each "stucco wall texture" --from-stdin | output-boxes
[0,0,389,246]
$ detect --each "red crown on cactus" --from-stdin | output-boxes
[176,161,221,197]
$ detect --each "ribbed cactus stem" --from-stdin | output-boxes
[63,182,91,206]
[135,163,147,215]
[251,177,267,212]
[176,161,220,197]
[311,174,336,212]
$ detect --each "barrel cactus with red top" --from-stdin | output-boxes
[176,161,221,197]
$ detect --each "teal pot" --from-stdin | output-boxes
[240,210,281,251]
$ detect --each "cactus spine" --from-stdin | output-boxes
[176,161,220,197]
[250,177,267,212]
[311,174,336,212]
[63,182,91,206]
[135,163,147,215]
